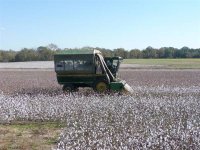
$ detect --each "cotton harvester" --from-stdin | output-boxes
[54,49,133,93]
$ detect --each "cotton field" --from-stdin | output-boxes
[0,61,54,69]
[0,69,200,149]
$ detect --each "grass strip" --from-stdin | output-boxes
[0,121,65,150]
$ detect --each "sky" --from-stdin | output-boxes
[0,0,200,51]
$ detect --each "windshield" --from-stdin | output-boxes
[55,59,93,72]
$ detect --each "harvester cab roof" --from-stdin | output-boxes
[54,49,133,93]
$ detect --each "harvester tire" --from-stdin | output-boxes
[93,80,108,93]
[63,84,77,92]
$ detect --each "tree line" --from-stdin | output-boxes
[0,44,200,62]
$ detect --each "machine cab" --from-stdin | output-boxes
[104,57,123,77]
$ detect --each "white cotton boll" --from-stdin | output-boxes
[1,69,200,149]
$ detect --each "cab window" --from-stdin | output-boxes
[55,61,64,71]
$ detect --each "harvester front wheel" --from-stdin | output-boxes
[93,80,108,93]
[63,84,77,92]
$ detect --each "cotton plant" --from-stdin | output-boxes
[0,69,200,149]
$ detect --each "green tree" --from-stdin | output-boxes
[47,43,59,51]
[129,49,142,58]
[180,46,190,58]
[37,46,55,61]
[113,48,128,58]
[95,47,113,57]
[157,48,165,58]
[142,46,157,58]
[0,51,2,61]
[1,50,16,62]
[163,47,175,58]
[15,48,38,61]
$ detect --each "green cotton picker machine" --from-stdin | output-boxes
[54,49,133,93]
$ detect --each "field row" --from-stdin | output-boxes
[0,59,200,70]
[0,70,200,149]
